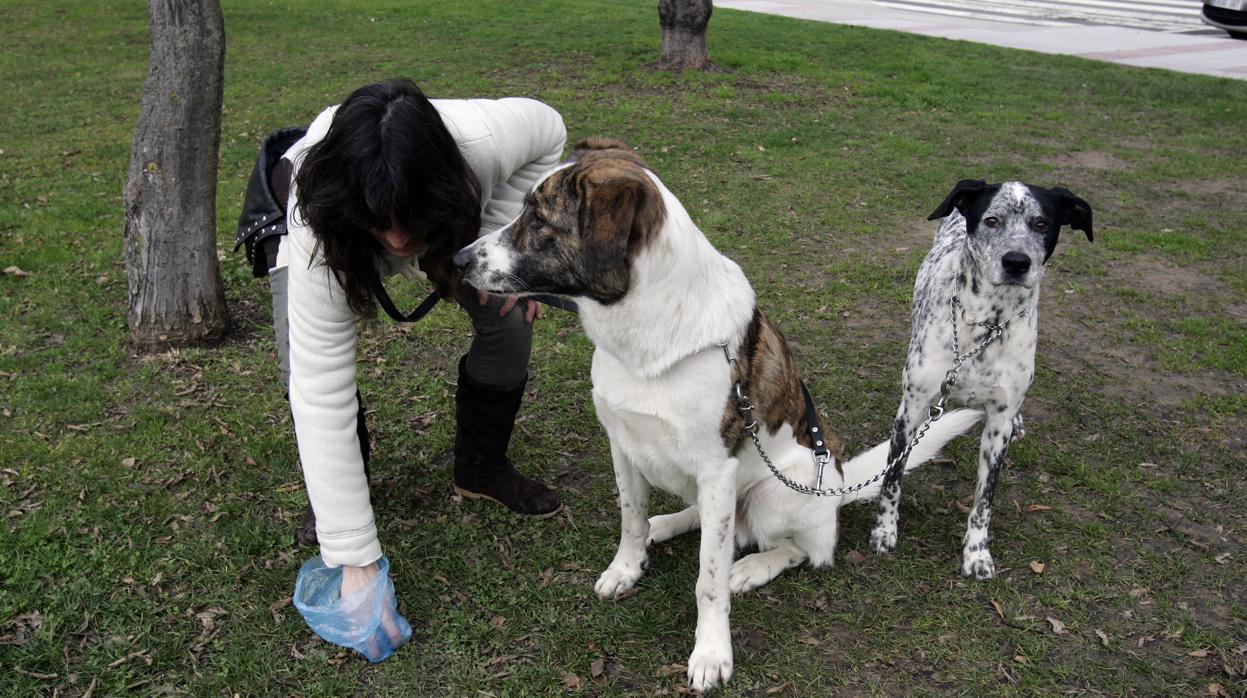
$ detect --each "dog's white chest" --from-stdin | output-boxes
[590,348,733,501]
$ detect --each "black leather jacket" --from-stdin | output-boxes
[234,126,307,277]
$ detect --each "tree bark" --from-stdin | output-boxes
[123,0,228,350]
[658,0,714,71]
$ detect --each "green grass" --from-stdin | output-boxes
[2,0,1246,695]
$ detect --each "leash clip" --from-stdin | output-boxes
[814,451,831,490]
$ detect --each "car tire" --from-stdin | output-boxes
[1231,30,1247,40]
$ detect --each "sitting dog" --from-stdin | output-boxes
[869,179,1093,580]
[453,139,980,691]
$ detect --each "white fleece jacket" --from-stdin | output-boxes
[281,98,566,567]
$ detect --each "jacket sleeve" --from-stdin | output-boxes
[283,107,382,568]
[475,98,567,235]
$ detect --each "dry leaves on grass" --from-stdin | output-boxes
[562,672,583,691]
[0,611,44,646]
[1029,560,1046,574]
[1046,617,1067,635]
[655,663,686,678]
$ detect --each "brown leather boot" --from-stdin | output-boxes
[452,356,563,517]
[295,390,372,546]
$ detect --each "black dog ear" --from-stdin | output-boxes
[928,179,989,221]
[1050,186,1094,242]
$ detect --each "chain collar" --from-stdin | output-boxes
[727,296,1020,498]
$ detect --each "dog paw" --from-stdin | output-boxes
[594,562,644,599]
[729,554,777,594]
[646,512,690,545]
[962,549,995,580]
[1010,414,1026,443]
[687,641,733,691]
[869,524,897,554]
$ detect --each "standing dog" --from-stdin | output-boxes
[869,179,1093,580]
[454,139,980,691]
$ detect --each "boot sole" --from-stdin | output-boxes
[453,485,565,519]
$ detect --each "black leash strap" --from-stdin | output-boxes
[799,381,831,462]
[370,283,579,324]
[372,280,441,323]
[529,294,580,314]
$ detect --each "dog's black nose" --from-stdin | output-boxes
[1001,251,1031,277]
[452,247,472,271]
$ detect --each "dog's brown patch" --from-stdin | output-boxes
[499,151,666,304]
[721,309,845,464]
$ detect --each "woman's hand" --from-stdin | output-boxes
[477,290,542,324]
[340,561,379,597]
[339,561,410,661]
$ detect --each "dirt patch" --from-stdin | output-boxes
[1106,255,1223,298]
[1047,150,1133,172]
[1175,179,1242,197]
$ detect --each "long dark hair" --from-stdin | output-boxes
[295,79,481,315]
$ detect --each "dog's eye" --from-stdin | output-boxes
[983,217,999,229]
[1033,218,1049,232]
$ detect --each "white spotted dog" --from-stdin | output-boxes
[454,139,981,692]
[868,179,1094,580]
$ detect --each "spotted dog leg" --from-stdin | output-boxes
[962,405,1017,580]
[870,396,928,554]
[687,457,738,692]
[594,439,652,599]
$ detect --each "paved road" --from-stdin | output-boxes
[716,0,1247,79]
[872,0,1210,33]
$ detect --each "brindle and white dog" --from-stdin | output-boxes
[454,139,980,691]
[869,179,1094,580]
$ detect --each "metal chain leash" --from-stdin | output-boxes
[729,297,1027,498]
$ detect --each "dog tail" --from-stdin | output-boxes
[839,409,982,504]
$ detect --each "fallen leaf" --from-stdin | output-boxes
[1046,617,1067,635]
[4,266,30,277]
[1214,553,1231,565]
[562,673,583,690]
[1189,648,1210,658]
[491,615,507,628]
[655,663,686,678]
[120,457,137,469]
[1029,560,1046,575]
[844,549,866,564]
[591,658,605,678]
[766,682,793,694]
[990,599,1005,619]
[1209,683,1228,697]
[1013,655,1028,664]
[1129,587,1149,598]
[1095,629,1109,647]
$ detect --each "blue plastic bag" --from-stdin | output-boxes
[293,555,412,662]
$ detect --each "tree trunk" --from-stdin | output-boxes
[658,0,714,71]
[123,0,228,350]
